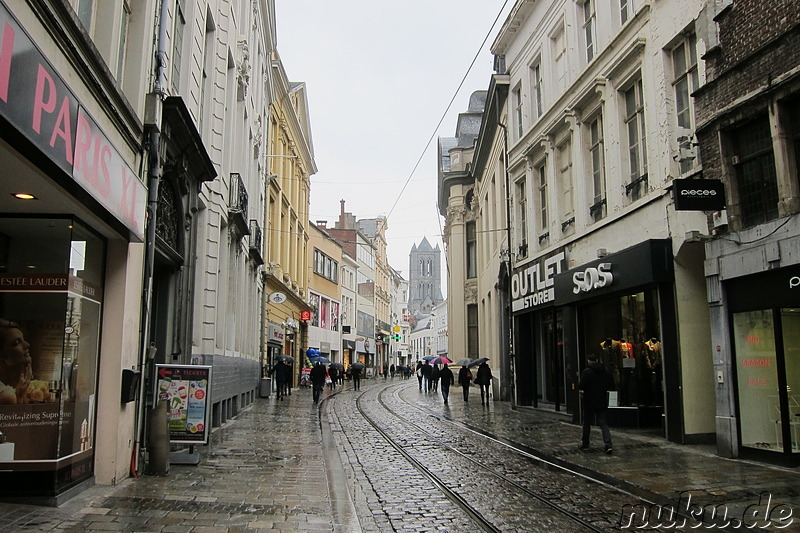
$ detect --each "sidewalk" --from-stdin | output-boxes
[402,380,799,530]
[0,384,357,532]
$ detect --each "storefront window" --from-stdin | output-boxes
[581,289,662,409]
[0,217,104,493]
[733,310,780,451]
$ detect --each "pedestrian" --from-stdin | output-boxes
[475,361,493,405]
[383,364,388,380]
[440,364,454,404]
[267,359,291,400]
[458,365,472,402]
[421,360,433,392]
[390,363,396,379]
[416,360,423,390]
[430,364,440,392]
[309,361,327,404]
[579,353,614,454]
[351,364,362,390]
[328,365,339,391]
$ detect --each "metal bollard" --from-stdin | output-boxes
[147,400,170,475]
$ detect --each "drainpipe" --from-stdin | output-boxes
[131,0,169,477]
[497,115,516,410]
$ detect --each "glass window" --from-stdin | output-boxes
[552,25,567,94]
[171,0,185,94]
[557,139,574,226]
[116,2,130,80]
[466,222,477,279]
[732,116,779,228]
[531,62,543,119]
[0,217,104,491]
[588,115,606,221]
[516,178,528,257]
[76,0,94,32]
[624,78,648,201]
[467,304,479,359]
[780,308,800,453]
[514,85,524,139]
[672,34,699,174]
[583,0,596,63]
[536,163,548,238]
[620,0,633,24]
[733,310,780,451]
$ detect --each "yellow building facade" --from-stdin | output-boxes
[263,52,315,385]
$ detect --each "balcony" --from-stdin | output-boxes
[248,219,264,265]
[229,173,250,237]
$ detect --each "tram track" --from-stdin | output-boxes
[350,381,618,532]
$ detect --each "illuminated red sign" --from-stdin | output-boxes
[300,310,312,322]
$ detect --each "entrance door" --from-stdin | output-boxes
[541,308,565,409]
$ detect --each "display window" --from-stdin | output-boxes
[0,217,104,493]
[580,288,663,409]
[733,308,800,453]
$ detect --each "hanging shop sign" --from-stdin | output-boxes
[511,250,566,313]
[0,4,146,240]
[267,323,284,345]
[673,179,726,211]
[155,365,212,445]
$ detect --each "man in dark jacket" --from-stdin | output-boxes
[579,353,614,453]
[439,364,455,404]
[309,362,327,404]
[268,360,291,400]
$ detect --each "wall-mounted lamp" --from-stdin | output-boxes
[597,248,609,258]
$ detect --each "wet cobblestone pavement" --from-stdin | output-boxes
[0,378,797,532]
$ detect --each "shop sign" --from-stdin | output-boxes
[356,337,375,354]
[572,263,613,294]
[511,251,566,312]
[155,365,212,445]
[0,4,146,240]
[267,323,284,345]
[673,179,725,211]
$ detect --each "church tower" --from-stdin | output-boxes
[408,237,443,316]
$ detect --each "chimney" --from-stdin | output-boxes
[316,220,327,229]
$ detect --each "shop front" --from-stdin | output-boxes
[513,240,681,438]
[0,1,146,503]
[725,267,800,461]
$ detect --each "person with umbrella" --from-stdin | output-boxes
[457,364,472,402]
[309,361,327,404]
[421,360,433,393]
[439,363,454,404]
[474,359,494,405]
[328,364,339,391]
[268,358,292,400]
[350,362,364,390]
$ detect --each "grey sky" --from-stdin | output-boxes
[275,1,513,282]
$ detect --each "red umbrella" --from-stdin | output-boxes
[432,356,451,365]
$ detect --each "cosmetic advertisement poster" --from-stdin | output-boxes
[154,365,212,444]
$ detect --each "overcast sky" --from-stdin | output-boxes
[274,1,513,285]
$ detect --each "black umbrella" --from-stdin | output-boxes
[330,362,344,371]
[350,362,365,370]
[277,354,294,363]
[453,358,472,367]
[468,357,489,368]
